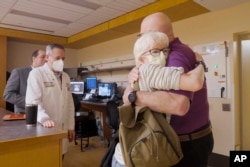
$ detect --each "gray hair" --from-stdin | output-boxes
[133,31,169,65]
[46,43,65,55]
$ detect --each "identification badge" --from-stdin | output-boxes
[44,82,54,87]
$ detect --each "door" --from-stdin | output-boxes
[236,32,250,150]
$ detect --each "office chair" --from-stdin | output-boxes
[105,100,121,143]
[100,100,121,166]
[72,93,98,152]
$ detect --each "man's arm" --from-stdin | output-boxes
[179,52,205,91]
[26,69,51,126]
[123,83,190,116]
[179,64,204,91]
[3,69,25,106]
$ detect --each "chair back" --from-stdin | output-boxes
[106,100,120,132]
[72,93,81,112]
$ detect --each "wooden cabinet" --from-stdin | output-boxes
[0,109,67,167]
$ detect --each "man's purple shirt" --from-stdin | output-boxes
[167,38,209,134]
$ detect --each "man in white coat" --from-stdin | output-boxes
[25,43,75,155]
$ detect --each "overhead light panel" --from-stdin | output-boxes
[62,0,102,10]
[0,23,54,33]
[10,10,71,24]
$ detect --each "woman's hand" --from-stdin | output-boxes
[128,67,140,86]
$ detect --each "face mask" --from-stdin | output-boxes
[147,51,166,66]
[52,59,64,72]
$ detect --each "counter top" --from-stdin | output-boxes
[0,108,67,142]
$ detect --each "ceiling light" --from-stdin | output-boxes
[10,10,71,24]
[62,0,102,10]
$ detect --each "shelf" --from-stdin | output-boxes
[79,65,133,74]
[79,57,135,75]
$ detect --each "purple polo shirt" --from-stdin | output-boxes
[167,38,209,135]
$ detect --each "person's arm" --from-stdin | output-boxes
[125,63,190,116]
[127,66,140,86]
[139,64,183,91]
[123,83,189,116]
[65,74,75,142]
[179,52,206,91]
[139,62,204,92]
[26,69,54,128]
[179,63,204,91]
[3,69,25,106]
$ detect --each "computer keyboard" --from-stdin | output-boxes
[82,98,101,103]
[89,98,101,102]
[82,98,110,103]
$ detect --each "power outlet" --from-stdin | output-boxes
[222,103,231,112]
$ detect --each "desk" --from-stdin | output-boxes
[80,101,111,141]
[0,108,67,167]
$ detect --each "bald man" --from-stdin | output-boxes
[124,12,213,167]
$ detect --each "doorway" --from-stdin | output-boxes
[234,32,250,150]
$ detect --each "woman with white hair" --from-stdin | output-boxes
[133,31,205,92]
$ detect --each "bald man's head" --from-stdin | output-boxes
[140,12,175,42]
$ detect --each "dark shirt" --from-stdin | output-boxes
[167,38,209,134]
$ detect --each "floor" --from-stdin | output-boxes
[62,136,223,167]
[63,136,108,167]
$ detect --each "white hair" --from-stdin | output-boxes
[46,43,65,55]
[133,31,169,66]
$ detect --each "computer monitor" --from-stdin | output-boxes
[97,82,117,99]
[86,77,97,90]
[70,81,84,95]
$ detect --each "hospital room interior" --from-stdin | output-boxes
[0,0,250,167]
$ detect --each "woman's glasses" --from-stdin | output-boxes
[141,48,170,57]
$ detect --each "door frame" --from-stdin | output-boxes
[233,31,250,150]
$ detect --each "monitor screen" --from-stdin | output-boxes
[70,81,84,95]
[98,82,117,99]
[86,77,97,90]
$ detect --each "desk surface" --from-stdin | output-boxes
[0,108,67,141]
[81,100,107,106]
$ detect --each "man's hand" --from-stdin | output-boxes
[194,52,203,62]
[122,85,133,105]
[42,119,55,128]
[68,130,75,142]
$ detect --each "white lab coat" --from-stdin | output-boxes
[26,63,75,154]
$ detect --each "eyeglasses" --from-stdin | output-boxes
[141,48,170,57]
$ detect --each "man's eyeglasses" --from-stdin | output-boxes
[141,48,170,57]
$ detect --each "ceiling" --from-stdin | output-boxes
[0,0,158,37]
[0,0,249,48]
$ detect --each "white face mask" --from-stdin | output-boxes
[52,59,64,72]
[147,51,166,67]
